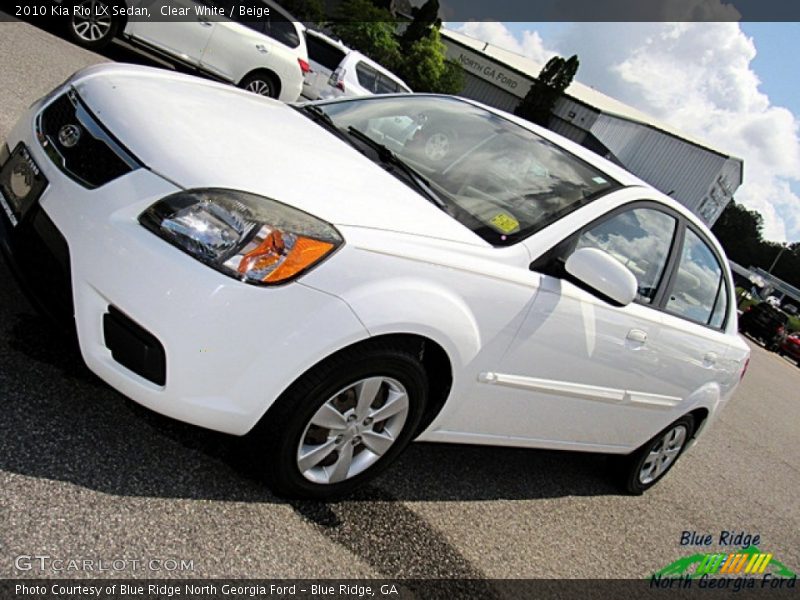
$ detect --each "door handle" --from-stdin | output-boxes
[703,352,718,367]
[626,329,648,344]
[198,18,213,27]
[256,44,269,54]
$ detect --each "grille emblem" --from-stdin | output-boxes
[58,124,82,148]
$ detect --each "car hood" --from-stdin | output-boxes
[73,65,484,246]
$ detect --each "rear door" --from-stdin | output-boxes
[655,226,738,403]
[127,0,214,66]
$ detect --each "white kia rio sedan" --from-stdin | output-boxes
[0,64,749,498]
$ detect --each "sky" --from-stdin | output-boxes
[446,21,800,244]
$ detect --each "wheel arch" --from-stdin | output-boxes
[687,406,710,438]
[249,332,455,438]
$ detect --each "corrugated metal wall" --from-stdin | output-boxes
[591,114,729,212]
[459,73,521,113]
[547,116,588,145]
[551,98,599,132]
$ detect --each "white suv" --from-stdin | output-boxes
[63,0,309,102]
[303,30,411,100]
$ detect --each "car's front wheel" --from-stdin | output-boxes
[618,415,694,494]
[66,0,119,50]
[250,342,428,499]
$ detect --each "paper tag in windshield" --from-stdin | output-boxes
[490,213,520,234]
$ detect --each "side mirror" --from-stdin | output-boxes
[564,247,638,306]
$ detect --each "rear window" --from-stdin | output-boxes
[307,34,346,71]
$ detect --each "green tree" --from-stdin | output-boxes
[330,1,460,94]
[274,0,325,23]
[712,200,800,289]
[515,54,579,126]
[399,0,440,50]
[396,28,462,93]
[330,0,400,68]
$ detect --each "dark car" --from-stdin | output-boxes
[739,302,789,351]
[778,333,800,366]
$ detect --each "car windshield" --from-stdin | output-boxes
[314,96,618,245]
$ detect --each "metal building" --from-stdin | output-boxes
[441,28,744,225]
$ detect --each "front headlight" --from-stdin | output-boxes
[140,189,343,285]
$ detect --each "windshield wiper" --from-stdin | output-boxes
[345,126,448,211]
[293,105,353,145]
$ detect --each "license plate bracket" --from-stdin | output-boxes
[0,143,48,227]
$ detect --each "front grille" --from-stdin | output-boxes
[38,90,141,189]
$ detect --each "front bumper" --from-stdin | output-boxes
[0,100,368,435]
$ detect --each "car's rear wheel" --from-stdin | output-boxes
[249,342,428,499]
[66,0,119,50]
[239,72,279,98]
[618,415,694,495]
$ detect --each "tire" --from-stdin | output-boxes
[65,0,119,50]
[239,72,279,99]
[248,342,428,499]
[617,415,694,495]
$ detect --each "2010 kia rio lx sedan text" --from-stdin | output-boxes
[0,64,749,498]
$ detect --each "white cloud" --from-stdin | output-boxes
[556,22,800,242]
[451,22,555,65]
[451,21,800,242]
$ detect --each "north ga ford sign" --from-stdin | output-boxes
[442,41,530,98]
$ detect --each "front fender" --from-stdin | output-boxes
[338,277,484,373]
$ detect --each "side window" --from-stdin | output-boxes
[576,207,677,304]
[666,228,727,328]
[228,0,266,33]
[264,11,300,48]
[355,62,378,92]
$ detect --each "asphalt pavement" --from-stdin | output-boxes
[0,17,798,583]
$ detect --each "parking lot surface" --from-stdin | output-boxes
[0,17,798,581]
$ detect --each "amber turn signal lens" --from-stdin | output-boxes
[264,237,335,283]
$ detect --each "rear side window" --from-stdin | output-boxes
[265,11,300,48]
[375,73,402,94]
[666,229,728,328]
[355,62,378,92]
[307,35,346,70]
[576,207,677,304]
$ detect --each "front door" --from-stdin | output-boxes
[459,204,684,449]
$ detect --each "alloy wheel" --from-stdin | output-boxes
[638,424,687,484]
[296,376,409,484]
[424,132,450,161]
[71,0,113,43]
[245,79,273,96]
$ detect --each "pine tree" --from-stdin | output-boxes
[515,54,579,127]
